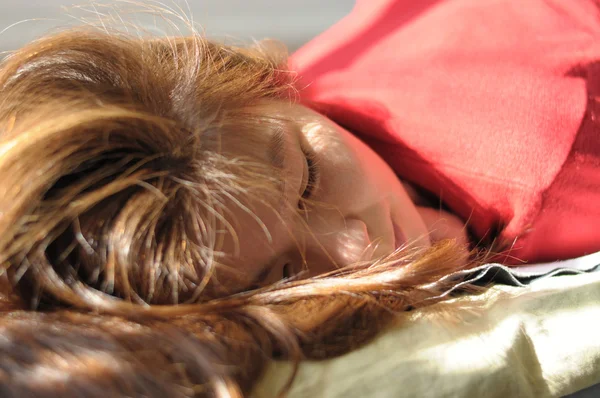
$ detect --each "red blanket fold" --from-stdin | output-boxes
[292,0,600,263]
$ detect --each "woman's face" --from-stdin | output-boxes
[218,101,462,289]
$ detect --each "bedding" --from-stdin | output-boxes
[293,0,600,263]
[253,253,600,397]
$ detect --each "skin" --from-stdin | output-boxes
[218,101,468,289]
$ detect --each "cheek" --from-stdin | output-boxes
[218,201,295,283]
[311,128,395,211]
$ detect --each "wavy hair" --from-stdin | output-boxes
[0,26,478,397]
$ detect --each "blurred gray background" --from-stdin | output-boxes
[0,0,354,55]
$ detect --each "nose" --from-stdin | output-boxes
[304,218,372,274]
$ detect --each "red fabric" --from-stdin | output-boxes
[291,0,600,263]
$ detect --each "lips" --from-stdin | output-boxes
[392,220,407,249]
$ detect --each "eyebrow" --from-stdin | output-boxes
[251,127,293,284]
[264,127,289,211]
[267,128,286,169]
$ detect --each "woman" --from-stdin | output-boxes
[0,0,599,396]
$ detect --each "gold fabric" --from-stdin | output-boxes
[255,271,600,397]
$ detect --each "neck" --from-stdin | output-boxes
[402,182,469,246]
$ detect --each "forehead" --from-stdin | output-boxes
[205,105,301,281]
[214,102,304,197]
[212,106,289,165]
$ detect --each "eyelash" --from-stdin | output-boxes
[299,148,319,210]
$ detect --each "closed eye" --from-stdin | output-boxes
[298,148,319,210]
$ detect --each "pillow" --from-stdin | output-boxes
[254,259,600,397]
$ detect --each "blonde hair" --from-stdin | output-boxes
[0,27,476,397]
